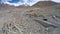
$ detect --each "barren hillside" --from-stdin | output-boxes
[0,2,60,34]
[32,1,58,8]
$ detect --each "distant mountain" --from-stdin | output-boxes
[0,1,60,9]
[32,1,58,8]
[0,3,16,10]
[0,3,30,10]
[0,0,40,6]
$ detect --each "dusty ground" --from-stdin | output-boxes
[0,4,60,34]
[0,7,46,34]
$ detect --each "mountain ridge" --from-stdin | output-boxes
[32,1,58,8]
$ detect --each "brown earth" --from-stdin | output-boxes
[32,1,58,8]
[0,1,60,34]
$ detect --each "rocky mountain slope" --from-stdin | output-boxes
[32,1,58,8]
[0,1,60,34]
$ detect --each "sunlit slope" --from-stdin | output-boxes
[32,1,58,8]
